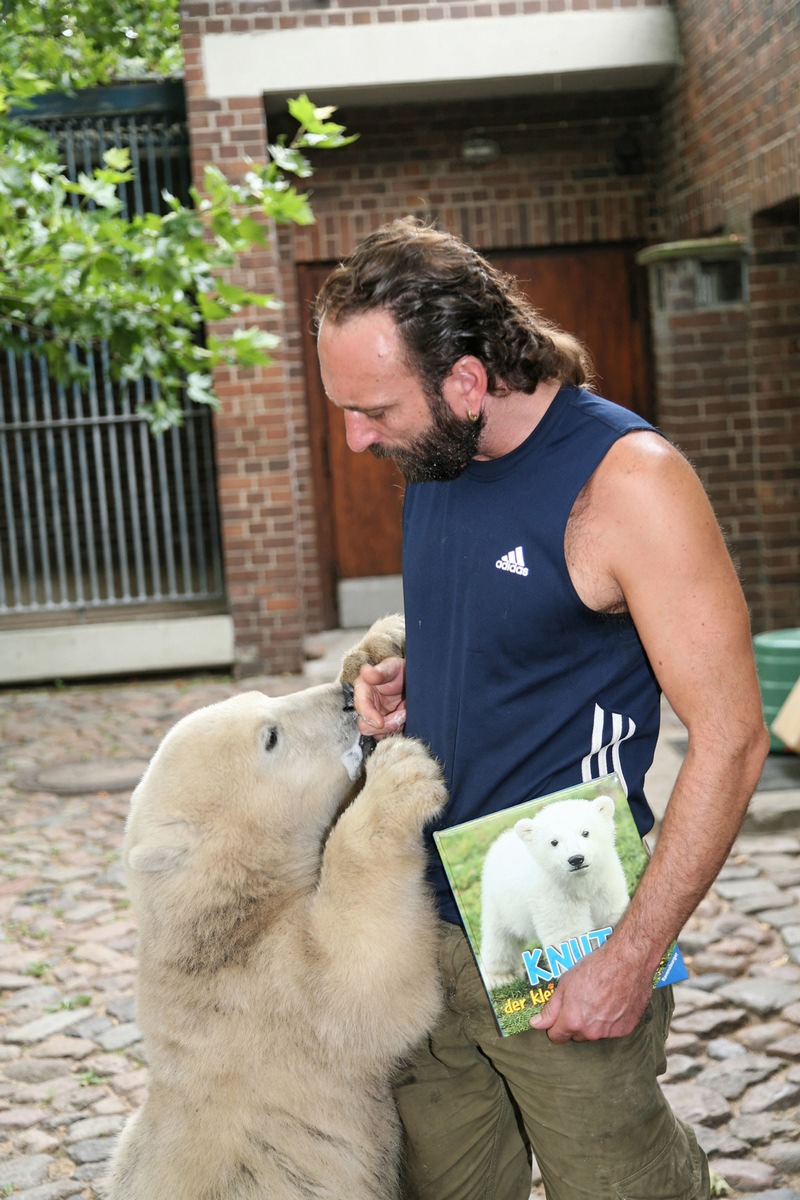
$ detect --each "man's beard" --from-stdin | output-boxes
[369,392,485,483]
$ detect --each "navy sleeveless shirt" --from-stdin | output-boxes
[402,384,662,925]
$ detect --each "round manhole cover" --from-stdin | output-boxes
[13,759,149,795]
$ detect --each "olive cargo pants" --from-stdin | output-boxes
[396,923,710,1200]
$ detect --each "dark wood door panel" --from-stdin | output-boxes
[298,243,651,623]
[298,264,404,625]
[493,245,652,419]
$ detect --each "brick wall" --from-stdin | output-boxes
[181,0,798,670]
[281,94,661,263]
[646,222,800,634]
[748,218,800,630]
[645,256,763,616]
[182,0,671,33]
[659,0,800,239]
[181,15,312,672]
[653,0,800,633]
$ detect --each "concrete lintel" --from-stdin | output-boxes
[202,8,680,108]
[0,616,235,685]
[636,235,749,266]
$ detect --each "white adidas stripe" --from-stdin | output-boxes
[580,703,636,795]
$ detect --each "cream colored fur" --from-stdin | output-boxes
[106,616,446,1200]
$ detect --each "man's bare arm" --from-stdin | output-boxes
[532,434,769,1042]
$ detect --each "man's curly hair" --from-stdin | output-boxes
[314,217,593,400]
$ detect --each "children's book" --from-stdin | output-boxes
[433,772,687,1037]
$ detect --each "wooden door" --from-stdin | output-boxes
[299,264,405,628]
[494,244,652,420]
[298,244,651,626]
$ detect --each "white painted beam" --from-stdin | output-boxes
[203,8,680,107]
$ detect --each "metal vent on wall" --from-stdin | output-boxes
[694,258,747,308]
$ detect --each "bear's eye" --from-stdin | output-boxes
[581,830,589,838]
[263,726,279,753]
[550,838,559,847]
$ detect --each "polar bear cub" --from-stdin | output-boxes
[480,795,630,989]
[106,617,447,1200]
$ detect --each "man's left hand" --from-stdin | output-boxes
[529,944,652,1043]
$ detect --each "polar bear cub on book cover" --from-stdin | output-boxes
[105,615,447,1200]
[480,794,630,989]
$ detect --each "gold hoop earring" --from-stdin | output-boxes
[467,409,481,423]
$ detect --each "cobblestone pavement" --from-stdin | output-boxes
[1,631,799,1200]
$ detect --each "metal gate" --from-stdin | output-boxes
[1,83,225,627]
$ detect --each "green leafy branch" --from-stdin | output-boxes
[0,0,184,109]
[0,92,356,432]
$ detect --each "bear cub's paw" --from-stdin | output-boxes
[484,969,518,990]
[339,614,406,685]
[365,736,446,824]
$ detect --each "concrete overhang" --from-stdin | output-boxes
[202,7,681,111]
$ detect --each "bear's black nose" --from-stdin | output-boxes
[359,732,377,759]
[567,855,586,870]
[341,680,375,756]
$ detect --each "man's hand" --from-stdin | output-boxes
[529,942,653,1043]
[354,656,407,739]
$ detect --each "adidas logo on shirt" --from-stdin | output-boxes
[496,546,529,577]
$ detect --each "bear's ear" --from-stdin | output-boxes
[594,795,616,820]
[514,818,536,843]
[127,840,188,874]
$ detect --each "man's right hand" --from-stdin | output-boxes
[354,656,406,739]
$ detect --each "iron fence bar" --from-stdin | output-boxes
[53,371,85,607]
[0,356,22,608]
[204,409,224,595]
[183,392,210,595]
[161,119,177,198]
[127,115,146,216]
[135,378,163,598]
[6,351,38,607]
[36,351,70,606]
[143,117,162,212]
[61,124,79,206]
[168,419,193,596]
[0,374,8,610]
[20,344,53,606]
[68,358,101,604]
[79,117,94,180]
[94,117,107,168]
[153,394,178,598]
[99,344,132,601]
[83,349,116,602]
[109,118,129,219]
[122,383,148,602]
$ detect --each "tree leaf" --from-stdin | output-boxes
[0,3,358,435]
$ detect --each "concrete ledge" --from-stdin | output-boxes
[0,616,235,685]
[637,235,748,265]
[203,8,680,108]
[338,576,403,629]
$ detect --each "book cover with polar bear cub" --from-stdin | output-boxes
[434,773,687,1037]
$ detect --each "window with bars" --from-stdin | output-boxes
[1,83,226,622]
